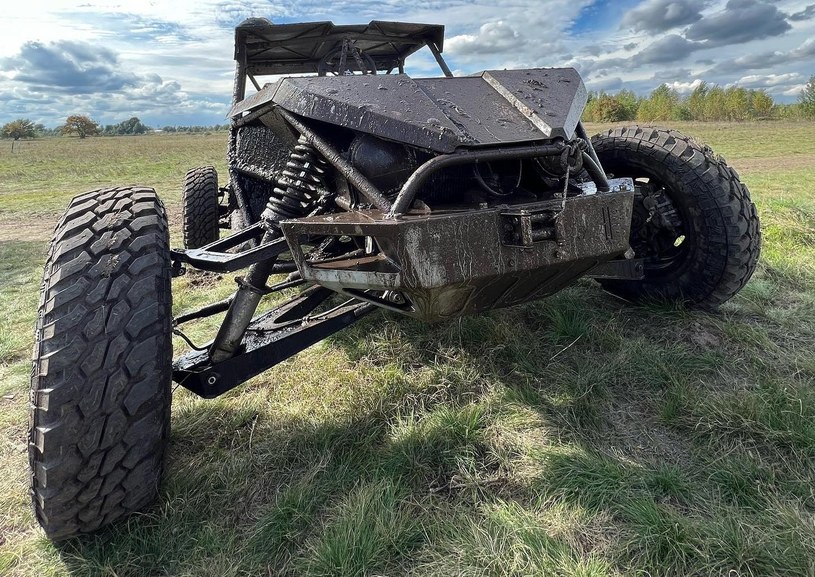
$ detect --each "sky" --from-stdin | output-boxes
[1,0,814,127]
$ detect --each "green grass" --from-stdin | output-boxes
[1,123,814,576]
[0,132,228,216]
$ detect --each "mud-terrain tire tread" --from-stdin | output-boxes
[182,166,219,248]
[30,186,172,540]
[592,126,760,309]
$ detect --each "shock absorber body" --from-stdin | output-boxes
[263,138,331,225]
[209,136,330,363]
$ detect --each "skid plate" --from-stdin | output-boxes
[281,190,634,321]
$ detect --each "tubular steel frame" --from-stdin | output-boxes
[170,115,631,398]
[170,21,628,399]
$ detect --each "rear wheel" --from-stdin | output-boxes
[592,126,760,309]
[182,166,219,248]
[30,186,172,540]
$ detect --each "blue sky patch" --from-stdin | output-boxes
[570,0,640,35]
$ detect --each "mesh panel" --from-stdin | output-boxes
[231,125,291,178]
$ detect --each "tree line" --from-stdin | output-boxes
[3,76,815,141]
[1,115,229,140]
[159,124,230,133]
[584,75,815,123]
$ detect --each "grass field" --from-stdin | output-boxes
[0,122,814,576]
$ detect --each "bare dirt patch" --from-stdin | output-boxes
[604,397,693,470]
[736,153,815,175]
[0,215,56,243]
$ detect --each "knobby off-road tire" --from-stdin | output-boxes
[182,165,219,248]
[592,126,760,309]
[30,186,172,540]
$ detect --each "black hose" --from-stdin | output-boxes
[576,122,603,173]
[174,297,234,326]
[581,152,611,192]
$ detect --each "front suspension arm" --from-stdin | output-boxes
[172,286,374,398]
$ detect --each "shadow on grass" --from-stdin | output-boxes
[57,395,478,575]
[54,284,815,576]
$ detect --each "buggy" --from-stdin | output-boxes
[29,18,760,539]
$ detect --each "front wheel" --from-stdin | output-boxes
[30,186,173,540]
[592,126,760,309]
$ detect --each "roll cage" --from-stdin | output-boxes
[231,19,452,105]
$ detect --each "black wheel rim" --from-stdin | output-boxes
[624,174,694,279]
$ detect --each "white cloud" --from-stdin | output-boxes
[446,21,523,57]
[668,78,704,93]
[733,73,804,88]
[782,84,808,97]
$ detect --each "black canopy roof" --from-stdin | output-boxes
[235,19,446,76]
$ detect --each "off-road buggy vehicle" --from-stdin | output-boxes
[30,19,760,540]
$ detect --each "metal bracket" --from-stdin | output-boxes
[500,209,563,247]
[170,223,291,273]
[577,177,635,196]
[586,258,644,280]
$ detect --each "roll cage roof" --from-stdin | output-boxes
[232,19,451,103]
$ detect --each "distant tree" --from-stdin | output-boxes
[124,117,149,134]
[583,90,640,123]
[687,82,709,120]
[593,94,628,122]
[60,114,100,138]
[773,102,803,120]
[750,90,774,119]
[800,75,815,119]
[703,86,727,121]
[107,117,149,135]
[637,84,680,121]
[724,87,750,121]
[2,118,37,140]
[615,89,640,120]
[583,82,782,123]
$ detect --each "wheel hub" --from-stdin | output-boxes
[630,182,688,271]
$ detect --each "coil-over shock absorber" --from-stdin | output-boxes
[261,136,331,230]
[210,135,332,363]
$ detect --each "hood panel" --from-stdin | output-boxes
[229,68,587,153]
[273,74,464,152]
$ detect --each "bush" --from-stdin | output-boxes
[799,75,815,119]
